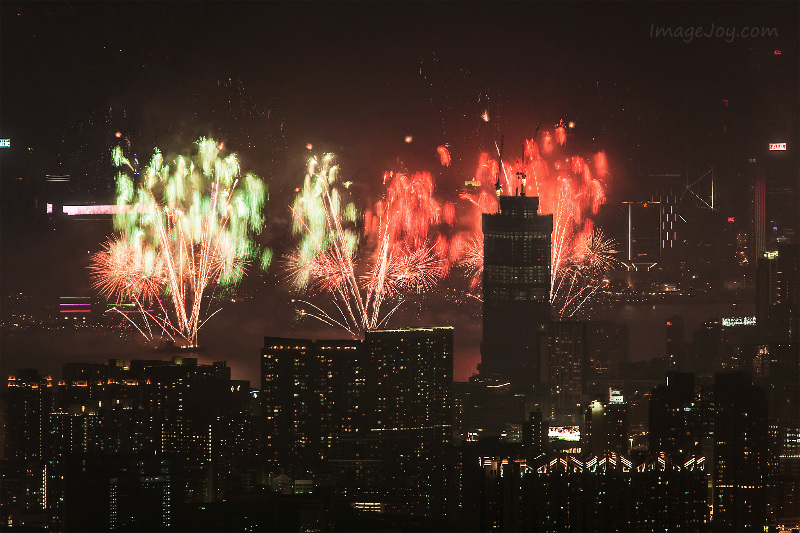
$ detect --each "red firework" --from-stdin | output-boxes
[456,122,611,315]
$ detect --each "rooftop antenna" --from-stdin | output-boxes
[518,144,527,196]
[495,135,504,202]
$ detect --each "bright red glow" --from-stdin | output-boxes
[457,126,616,317]
[443,201,455,226]
[774,50,781,55]
[542,131,554,154]
[289,161,454,334]
[306,143,313,150]
[437,144,452,167]
[555,125,567,145]
[769,142,786,151]
[728,216,735,223]
[115,131,122,138]
[404,135,413,143]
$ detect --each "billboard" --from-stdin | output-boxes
[721,316,756,327]
[609,388,624,404]
[548,426,580,442]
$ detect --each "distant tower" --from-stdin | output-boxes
[755,168,767,260]
[480,195,553,389]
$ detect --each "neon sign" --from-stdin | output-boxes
[769,143,786,151]
[0,139,9,148]
[721,316,756,327]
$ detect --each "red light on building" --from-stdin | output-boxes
[722,99,728,107]
[728,216,735,223]
[774,50,781,55]
[769,143,787,151]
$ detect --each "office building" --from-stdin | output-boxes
[756,243,799,344]
[583,397,628,455]
[480,195,553,389]
[713,373,768,532]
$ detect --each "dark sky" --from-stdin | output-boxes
[1,1,798,384]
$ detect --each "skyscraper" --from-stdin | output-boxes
[365,327,454,518]
[713,373,768,532]
[480,195,553,389]
[756,243,799,344]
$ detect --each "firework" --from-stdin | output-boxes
[91,138,270,345]
[286,155,450,335]
[437,144,451,167]
[457,124,612,316]
[551,226,621,317]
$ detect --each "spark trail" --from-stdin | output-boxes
[91,138,271,346]
[286,154,452,335]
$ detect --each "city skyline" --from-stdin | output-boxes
[1,1,798,387]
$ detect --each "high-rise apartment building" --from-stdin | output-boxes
[548,320,588,415]
[260,337,317,476]
[365,327,454,518]
[2,357,260,528]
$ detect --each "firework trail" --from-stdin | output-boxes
[552,225,622,317]
[91,138,271,346]
[286,154,452,335]
[457,123,613,316]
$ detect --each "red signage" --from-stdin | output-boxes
[774,50,781,55]
[728,217,735,223]
[769,143,786,151]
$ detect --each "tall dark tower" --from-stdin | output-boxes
[479,195,553,389]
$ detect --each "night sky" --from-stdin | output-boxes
[1,1,797,384]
